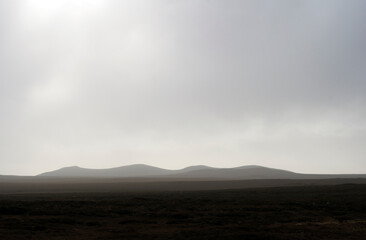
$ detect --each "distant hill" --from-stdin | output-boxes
[38,164,172,178]
[173,166,299,179]
[36,164,366,180]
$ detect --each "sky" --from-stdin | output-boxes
[1,0,366,175]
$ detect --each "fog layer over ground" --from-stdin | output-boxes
[0,0,365,175]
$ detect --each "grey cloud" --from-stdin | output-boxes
[0,0,365,175]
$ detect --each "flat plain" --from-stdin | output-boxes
[0,181,365,239]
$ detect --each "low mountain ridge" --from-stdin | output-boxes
[174,166,299,179]
[36,164,366,180]
[38,164,172,178]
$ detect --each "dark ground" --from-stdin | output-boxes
[0,184,365,239]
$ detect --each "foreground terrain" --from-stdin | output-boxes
[0,183,365,239]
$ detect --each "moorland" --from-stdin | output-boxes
[0,182,365,239]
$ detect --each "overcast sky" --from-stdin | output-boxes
[1,0,365,175]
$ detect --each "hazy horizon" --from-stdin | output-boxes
[3,162,366,177]
[1,0,366,175]
[37,163,366,177]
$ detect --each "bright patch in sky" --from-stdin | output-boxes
[28,77,76,108]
